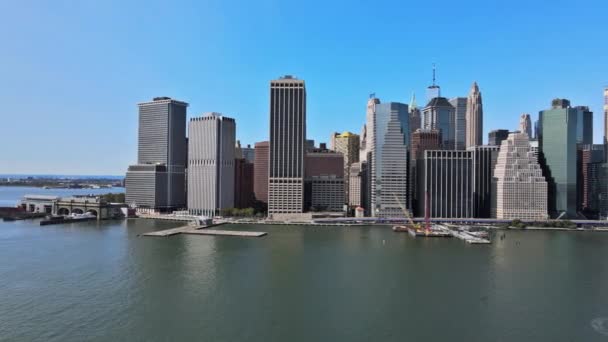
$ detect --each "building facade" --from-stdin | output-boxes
[488,129,509,146]
[604,88,608,146]
[470,145,500,218]
[422,97,455,149]
[519,114,533,138]
[465,82,483,148]
[253,141,269,204]
[449,97,467,150]
[268,76,306,215]
[234,158,254,209]
[417,150,473,218]
[369,101,411,217]
[492,133,548,220]
[578,144,605,215]
[305,149,344,212]
[187,113,236,217]
[348,162,362,207]
[125,97,188,211]
[331,132,360,204]
[409,93,421,136]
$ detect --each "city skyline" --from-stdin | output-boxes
[1,0,607,175]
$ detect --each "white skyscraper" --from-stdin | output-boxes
[492,132,548,220]
[519,113,533,138]
[465,82,483,148]
[187,113,236,217]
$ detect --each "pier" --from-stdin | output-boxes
[450,230,491,244]
[141,223,267,238]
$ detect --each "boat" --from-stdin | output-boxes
[393,224,416,232]
[40,213,96,226]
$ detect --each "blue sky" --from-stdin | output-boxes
[1,0,606,175]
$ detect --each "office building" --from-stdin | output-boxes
[369,101,411,217]
[426,64,441,101]
[493,132,548,220]
[449,97,467,150]
[538,99,580,218]
[331,131,359,204]
[235,142,254,163]
[578,144,605,215]
[268,76,306,216]
[234,158,254,209]
[305,149,344,212]
[349,162,362,207]
[125,97,188,211]
[422,97,455,149]
[519,114,533,138]
[253,141,269,204]
[574,106,593,145]
[465,82,483,148]
[187,113,235,217]
[417,150,473,218]
[410,129,441,214]
[488,129,509,146]
[409,93,421,136]
[470,145,500,218]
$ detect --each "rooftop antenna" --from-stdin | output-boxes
[432,63,436,86]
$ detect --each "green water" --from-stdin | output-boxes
[1,219,608,341]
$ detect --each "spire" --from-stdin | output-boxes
[409,92,417,109]
[471,81,479,93]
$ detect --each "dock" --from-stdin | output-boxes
[141,223,266,238]
[451,230,491,244]
[182,229,267,237]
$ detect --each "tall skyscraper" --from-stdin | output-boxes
[234,158,254,209]
[604,88,608,145]
[253,141,269,204]
[470,145,500,218]
[348,162,362,208]
[187,113,235,217]
[574,106,593,145]
[519,114,533,138]
[268,76,306,216]
[369,101,410,217]
[422,97,455,149]
[409,93,421,135]
[578,144,605,215]
[465,82,483,148]
[426,64,441,101]
[492,132,548,220]
[539,99,580,218]
[488,129,509,146]
[416,150,473,218]
[449,97,467,150]
[125,97,188,211]
[331,132,360,204]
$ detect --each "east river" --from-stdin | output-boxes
[1,188,608,340]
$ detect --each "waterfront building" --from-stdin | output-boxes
[422,97,455,149]
[470,145,500,218]
[488,129,509,146]
[268,76,306,216]
[492,132,548,220]
[465,82,483,148]
[331,132,360,204]
[187,113,235,217]
[538,99,593,218]
[416,150,473,218]
[125,97,188,211]
[409,93,421,136]
[253,141,269,204]
[305,149,344,212]
[578,144,605,215]
[519,114,533,138]
[234,158,254,209]
[449,97,467,150]
[598,163,608,219]
[369,101,411,217]
[348,162,362,208]
[410,129,441,214]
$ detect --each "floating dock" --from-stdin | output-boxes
[141,223,266,238]
[182,229,267,237]
[451,230,491,244]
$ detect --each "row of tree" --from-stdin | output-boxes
[506,219,576,229]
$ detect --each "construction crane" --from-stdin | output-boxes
[392,194,422,232]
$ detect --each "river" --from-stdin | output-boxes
[1,216,608,341]
[0,186,125,207]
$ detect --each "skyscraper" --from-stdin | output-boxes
[369,100,410,217]
[604,88,608,145]
[305,149,344,212]
[417,150,473,218]
[409,129,441,215]
[470,145,500,218]
[331,132,360,204]
[268,76,306,216]
[578,144,605,215]
[409,93,421,135]
[539,99,579,218]
[253,141,269,204]
[519,114,533,138]
[465,82,483,148]
[422,97,455,149]
[492,132,548,220]
[426,64,441,101]
[449,97,467,150]
[187,113,235,217]
[574,106,593,145]
[488,129,509,146]
[125,97,188,211]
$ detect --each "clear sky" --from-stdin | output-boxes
[1,0,606,175]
